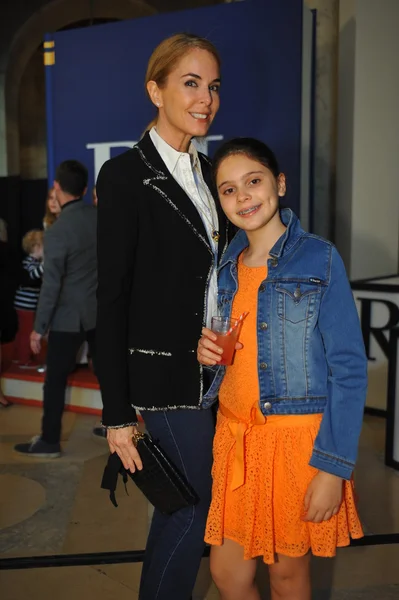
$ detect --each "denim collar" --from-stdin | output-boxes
[219,208,304,269]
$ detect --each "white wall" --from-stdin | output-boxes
[337,0,399,280]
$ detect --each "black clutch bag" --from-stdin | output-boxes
[101,431,199,515]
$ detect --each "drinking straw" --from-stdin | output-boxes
[226,311,249,336]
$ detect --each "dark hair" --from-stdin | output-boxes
[55,160,88,197]
[213,138,280,180]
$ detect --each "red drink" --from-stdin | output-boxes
[211,316,243,366]
[214,331,239,365]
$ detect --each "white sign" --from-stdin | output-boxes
[86,135,224,181]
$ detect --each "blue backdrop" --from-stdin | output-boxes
[46,0,306,213]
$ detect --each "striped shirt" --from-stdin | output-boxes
[14,256,44,311]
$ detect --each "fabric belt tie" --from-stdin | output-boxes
[219,403,266,491]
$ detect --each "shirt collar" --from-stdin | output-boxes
[149,126,200,175]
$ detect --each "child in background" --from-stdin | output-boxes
[14,230,44,366]
[197,138,367,600]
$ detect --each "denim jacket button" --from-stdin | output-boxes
[260,322,268,330]
[270,257,278,267]
[260,362,268,370]
[259,284,266,292]
[263,402,272,410]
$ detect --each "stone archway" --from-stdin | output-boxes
[3,0,157,178]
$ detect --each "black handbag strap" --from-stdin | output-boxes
[101,452,129,507]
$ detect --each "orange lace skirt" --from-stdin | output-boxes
[205,410,364,564]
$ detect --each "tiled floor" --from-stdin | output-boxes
[0,403,399,599]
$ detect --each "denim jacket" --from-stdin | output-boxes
[203,209,368,480]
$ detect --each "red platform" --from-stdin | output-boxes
[1,342,102,415]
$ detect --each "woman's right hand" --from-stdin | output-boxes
[197,327,243,366]
[107,425,143,473]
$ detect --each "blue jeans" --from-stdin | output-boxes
[139,408,215,600]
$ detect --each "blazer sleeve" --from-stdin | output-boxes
[96,158,139,427]
[34,228,66,335]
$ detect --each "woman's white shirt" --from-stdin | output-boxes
[149,127,219,327]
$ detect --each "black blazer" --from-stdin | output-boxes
[96,132,229,426]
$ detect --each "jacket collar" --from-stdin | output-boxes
[61,197,83,211]
[219,208,304,269]
[136,132,227,260]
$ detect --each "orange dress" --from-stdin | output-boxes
[205,254,363,563]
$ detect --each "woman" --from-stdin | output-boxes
[96,33,228,600]
[91,186,98,207]
[43,187,61,229]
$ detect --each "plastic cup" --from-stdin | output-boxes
[211,316,243,366]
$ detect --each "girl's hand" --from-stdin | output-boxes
[107,425,143,473]
[197,327,243,366]
[302,471,343,523]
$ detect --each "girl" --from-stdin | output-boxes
[43,187,61,229]
[96,34,228,600]
[197,138,367,600]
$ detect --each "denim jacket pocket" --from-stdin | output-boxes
[276,282,320,324]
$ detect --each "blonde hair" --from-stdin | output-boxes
[143,33,221,134]
[22,229,44,255]
[43,187,58,228]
